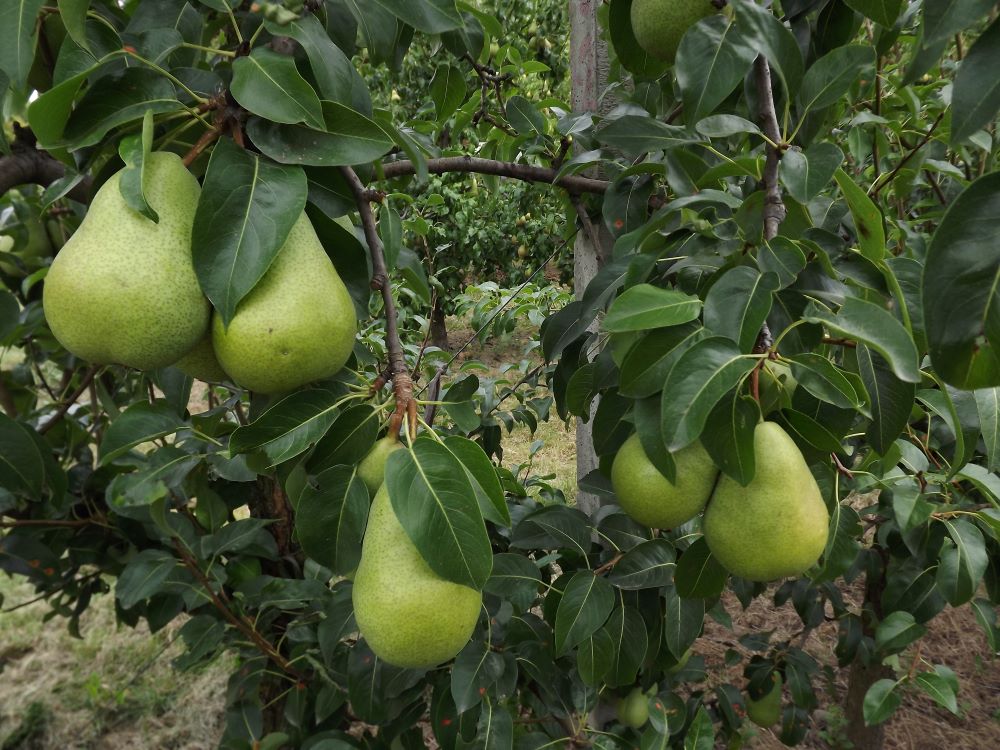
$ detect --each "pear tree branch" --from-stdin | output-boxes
[339,165,416,437]
[0,125,92,202]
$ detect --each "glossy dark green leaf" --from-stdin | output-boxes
[788,353,862,409]
[386,441,491,589]
[99,401,187,465]
[815,502,861,582]
[862,679,902,726]
[63,68,182,149]
[951,16,1000,143]
[781,143,843,203]
[602,604,648,687]
[731,0,804,95]
[663,586,705,658]
[511,506,592,557]
[683,707,714,750]
[701,392,757,485]
[874,611,926,654]
[451,638,505,712]
[117,111,158,223]
[804,299,920,383]
[577,628,615,686]
[554,571,615,654]
[442,374,480,434]
[604,284,702,333]
[915,665,960,715]
[117,549,178,609]
[27,57,115,148]
[936,519,988,606]
[758,237,807,288]
[0,414,47,496]
[108,447,199,509]
[634,395,677,483]
[430,63,466,122]
[296,465,369,575]
[924,0,995,45]
[676,15,755,122]
[660,337,757,451]
[0,0,45,89]
[857,345,914,455]
[598,116,700,157]
[695,114,762,138]
[619,324,707,398]
[247,102,394,167]
[834,168,885,262]
[443,436,510,526]
[506,95,546,136]
[608,0,669,79]
[307,404,380,472]
[484,553,541,611]
[192,138,307,326]
[798,45,875,118]
[231,48,324,129]
[469,700,513,749]
[891,484,934,533]
[780,408,844,452]
[607,539,676,590]
[842,0,902,27]
[372,0,462,33]
[57,0,90,53]
[228,389,341,466]
[976,387,1000,471]
[201,518,278,559]
[675,538,728,599]
[703,267,779,353]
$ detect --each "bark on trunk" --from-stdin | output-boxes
[430,296,449,350]
[845,659,893,750]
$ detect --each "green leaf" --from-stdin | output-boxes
[430,63,466,122]
[27,59,110,148]
[857,345,915,455]
[731,0,804,96]
[923,171,1000,389]
[683,707,714,750]
[788,353,862,409]
[0,414,47,497]
[386,441,492,589]
[577,629,616,686]
[608,0,669,80]
[843,0,903,27]
[834,168,885,262]
[675,538,728,599]
[663,586,704,660]
[469,700,513,750]
[976,387,1000,472]
[951,16,1000,143]
[875,611,926,654]
[803,298,920,383]
[891,485,934,532]
[307,404,379,472]
[116,549,178,609]
[601,604,648,687]
[758,237,807,288]
[443,436,510,526]
[781,143,843,203]
[192,139,308,326]
[604,284,702,333]
[862,679,902,726]
[296,465,369,575]
[99,401,186,465]
[703,267,779,353]
[660,337,758,451]
[117,111,159,223]
[607,539,676,590]
[451,638,505,712]
[915,666,960,715]
[936,519,989,606]
[695,114,762,139]
[228,389,341,466]
[246,101,394,167]
[0,0,45,90]
[62,68,182,150]
[231,48,325,129]
[555,571,616,654]
[506,95,545,136]
[924,0,996,45]
[371,0,462,33]
[701,392,758,485]
[598,116,701,157]
[619,324,708,398]
[798,45,876,118]
[58,0,91,54]
[483,553,541,611]
[676,15,755,122]
[202,518,277,559]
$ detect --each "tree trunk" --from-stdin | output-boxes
[430,296,449,350]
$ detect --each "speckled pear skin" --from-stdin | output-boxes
[704,422,830,582]
[353,486,481,669]
[357,437,403,495]
[43,152,208,370]
[631,0,718,62]
[611,433,717,529]
[212,212,356,394]
[173,334,228,382]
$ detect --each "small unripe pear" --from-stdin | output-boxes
[631,0,719,63]
[173,334,228,383]
[357,436,404,495]
[617,687,649,729]
[746,674,782,727]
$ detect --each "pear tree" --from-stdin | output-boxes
[0,1,999,749]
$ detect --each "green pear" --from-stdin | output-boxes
[611,433,718,529]
[746,673,782,727]
[616,687,650,729]
[758,361,797,415]
[353,485,481,668]
[212,212,357,394]
[173,334,228,383]
[631,0,719,63]
[43,152,208,370]
[703,422,829,582]
[357,436,404,495]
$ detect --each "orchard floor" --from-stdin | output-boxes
[1,326,999,748]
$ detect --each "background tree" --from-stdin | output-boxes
[0,1,998,750]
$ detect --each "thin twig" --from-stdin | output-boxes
[182,127,221,167]
[38,366,99,434]
[870,113,945,197]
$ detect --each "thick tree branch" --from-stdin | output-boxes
[754,56,785,242]
[339,166,415,436]
[0,127,91,202]
[380,156,611,196]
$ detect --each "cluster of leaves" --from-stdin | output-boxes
[1,1,1000,750]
